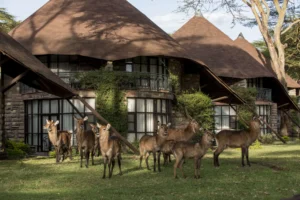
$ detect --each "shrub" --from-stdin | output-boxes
[49,150,56,158]
[250,140,262,149]
[282,135,290,142]
[176,92,214,130]
[5,140,32,159]
[259,134,275,144]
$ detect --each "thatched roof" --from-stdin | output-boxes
[172,16,274,79]
[8,0,245,105]
[0,31,76,98]
[10,0,191,61]
[286,74,300,89]
[233,34,299,110]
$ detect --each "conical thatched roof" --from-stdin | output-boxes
[0,31,76,98]
[172,16,274,79]
[233,35,299,110]
[8,0,246,105]
[286,74,300,89]
[9,0,191,61]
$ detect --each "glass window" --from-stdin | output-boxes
[24,98,95,152]
[137,113,145,132]
[127,99,135,112]
[214,105,237,133]
[137,99,145,112]
[146,99,153,112]
[126,63,132,72]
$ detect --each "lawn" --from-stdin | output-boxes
[0,142,299,200]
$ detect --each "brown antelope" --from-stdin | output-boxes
[160,140,176,165]
[43,120,72,163]
[90,123,101,157]
[97,123,122,179]
[214,116,261,167]
[139,121,171,172]
[160,119,201,164]
[167,119,200,141]
[74,116,95,168]
[173,131,214,179]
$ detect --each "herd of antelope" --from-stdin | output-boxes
[43,115,262,179]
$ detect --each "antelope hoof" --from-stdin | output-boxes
[85,165,88,168]
[183,175,187,179]
[174,176,178,179]
[248,164,251,167]
[119,172,123,176]
[102,176,106,179]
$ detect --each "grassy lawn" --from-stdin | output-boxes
[0,142,299,200]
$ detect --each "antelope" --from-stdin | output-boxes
[160,140,176,165]
[139,121,171,172]
[97,123,122,179]
[173,130,214,179]
[43,120,72,163]
[161,119,201,164]
[90,123,101,157]
[214,116,261,167]
[74,116,95,168]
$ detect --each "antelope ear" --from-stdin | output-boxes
[89,123,95,128]
[106,124,111,130]
[54,120,59,126]
[97,123,102,128]
[73,116,78,121]
[167,123,171,128]
[157,121,161,129]
[46,119,50,124]
[83,116,88,121]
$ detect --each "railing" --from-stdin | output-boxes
[256,88,272,101]
[20,71,172,94]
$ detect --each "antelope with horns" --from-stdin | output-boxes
[90,123,101,157]
[43,120,72,163]
[74,116,95,168]
[214,116,261,167]
[173,130,214,179]
[139,121,171,172]
[161,119,201,164]
[97,123,122,179]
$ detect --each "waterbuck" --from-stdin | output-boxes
[97,123,122,179]
[43,120,72,163]
[74,116,95,168]
[161,119,201,164]
[173,131,214,179]
[214,116,261,167]
[90,123,101,157]
[139,121,171,172]
[160,140,176,165]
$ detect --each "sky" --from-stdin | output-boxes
[1,0,263,42]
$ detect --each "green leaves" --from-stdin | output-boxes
[0,8,20,33]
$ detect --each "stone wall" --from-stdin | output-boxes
[3,78,24,141]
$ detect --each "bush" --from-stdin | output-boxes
[176,92,214,130]
[259,134,275,144]
[282,135,290,142]
[5,140,32,159]
[250,140,262,149]
[49,150,56,158]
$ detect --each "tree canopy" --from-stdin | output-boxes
[0,8,20,33]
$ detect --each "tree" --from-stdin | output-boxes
[252,22,300,79]
[0,8,20,33]
[176,0,300,86]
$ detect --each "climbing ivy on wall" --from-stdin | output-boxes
[76,69,148,136]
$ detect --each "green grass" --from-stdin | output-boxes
[0,142,300,200]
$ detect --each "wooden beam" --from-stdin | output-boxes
[75,95,139,154]
[283,110,300,130]
[277,103,289,109]
[1,70,29,93]
[66,99,84,118]
[212,96,228,102]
